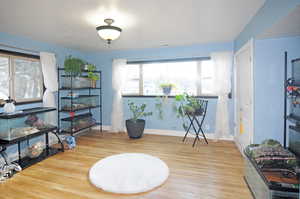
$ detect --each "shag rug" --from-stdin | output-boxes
[89,153,169,194]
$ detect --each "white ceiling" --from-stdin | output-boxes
[258,5,300,39]
[0,0,265,52]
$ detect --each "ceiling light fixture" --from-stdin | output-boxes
[96,18,122,44]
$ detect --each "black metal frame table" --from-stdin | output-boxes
[0,107,64,169]
[182,100,208,147]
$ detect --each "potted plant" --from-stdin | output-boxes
[64,55,85,76]
[175,93,203,116]
[160,83,175,95]
[126,101,152,139]
[87,64,100,88]
[172,93,204,130]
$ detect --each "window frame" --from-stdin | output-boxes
[0,50,43,106]
[122,58,219,98]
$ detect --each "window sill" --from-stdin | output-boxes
[122,95,219,99]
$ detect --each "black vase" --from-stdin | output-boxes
[126,119,145,139]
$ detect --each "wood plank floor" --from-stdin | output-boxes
[0,131,252,199]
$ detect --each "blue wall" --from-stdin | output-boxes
[86,42,235,134]
[253,36,300,144]
[234,0,300,51]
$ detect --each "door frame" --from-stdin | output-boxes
[233,38,255,153]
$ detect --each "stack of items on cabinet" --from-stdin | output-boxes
[244,139,299,199]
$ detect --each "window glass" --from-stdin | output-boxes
[122,64,140,95]
[0,56,9,100]
[143,62,198,95]
[13,58,43,101]
[122,60,215,96]
[200,60,214,94]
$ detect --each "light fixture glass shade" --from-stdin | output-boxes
[97,28,121,41]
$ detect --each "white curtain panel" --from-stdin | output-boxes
[111,59,127,132]
[211,51,233,140]
[40,52,58,125]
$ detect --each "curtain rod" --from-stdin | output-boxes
[127,56,211,65]
[0,43,40,54]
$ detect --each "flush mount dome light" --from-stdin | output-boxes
[96,19,122,44]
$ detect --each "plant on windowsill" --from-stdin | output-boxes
[126,101,152,139]
[160,83,175,95]
[86,64,100,88]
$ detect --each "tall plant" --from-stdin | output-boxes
[128,101,152,122]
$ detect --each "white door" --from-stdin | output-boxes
[234,40,254,153]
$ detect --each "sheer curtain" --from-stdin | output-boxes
[211,51,233,140]
[40,52,58,125]
[111,59,127,132]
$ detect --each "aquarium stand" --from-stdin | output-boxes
[0,107,64,170]
[57,68,102,136]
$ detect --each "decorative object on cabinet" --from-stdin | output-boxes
[58,67,102,136]
[0,107,64,170]
[3,97,16,114]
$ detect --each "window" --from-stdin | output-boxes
[122,59,215,96]
[0,53,43,103]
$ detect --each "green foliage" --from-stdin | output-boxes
[128,101,152,122]
[160,83,175,88]
[87,64,100,81]
[261,139,281,147]
[64,55,84,76]
[155,97,164,120]
[174,93,202,115]
[173,93,203,129]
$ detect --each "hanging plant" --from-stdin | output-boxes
[64,55,85,76]
[160,83,175,95]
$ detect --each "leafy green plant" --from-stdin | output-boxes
[160,83,175,89]
[155,97,164,120]
[128,101,152,122]
[87,64,100,81]
[64,55,84,76]
[172,93,203,130]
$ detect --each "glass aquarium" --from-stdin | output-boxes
[289,126,300,158]
[0,107,56,141]
[61,95,99,111]
[61,113,96,133]
[62,76,91,88]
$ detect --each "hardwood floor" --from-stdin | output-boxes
[1,131,252,199]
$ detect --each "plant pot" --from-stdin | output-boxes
[125,119,145,139]
[185,108,204,116]
[90,80,97,88]
[162,86,172,95]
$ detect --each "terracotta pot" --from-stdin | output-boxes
[91,80,97,88]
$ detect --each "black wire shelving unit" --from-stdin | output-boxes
[57,68,102,136]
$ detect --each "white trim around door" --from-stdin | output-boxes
[233,38,255,154]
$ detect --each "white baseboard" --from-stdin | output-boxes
[93,125,233,141]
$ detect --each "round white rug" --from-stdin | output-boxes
[89,153,169,194]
